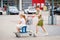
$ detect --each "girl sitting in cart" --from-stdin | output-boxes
[16,14,26,32]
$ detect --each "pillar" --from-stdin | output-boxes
[19,0,22,11]
[1,0,3,8]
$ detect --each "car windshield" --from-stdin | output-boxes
[9,6,18,10]
[30,8,35,10]
[57,7,60,11]
[9,6,16,9]
[28,6,35,10]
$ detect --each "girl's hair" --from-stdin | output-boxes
[20,14,26,21]
[35,6,40,8]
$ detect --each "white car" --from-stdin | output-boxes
[8,6,19,15]
[24,6,36,14]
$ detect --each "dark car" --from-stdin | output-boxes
[54,7,60,15]
[50,6,60,15]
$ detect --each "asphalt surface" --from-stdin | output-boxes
[0,11,60,40]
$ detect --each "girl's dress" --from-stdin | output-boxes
[36,10,43,27]
[17,18,26,28]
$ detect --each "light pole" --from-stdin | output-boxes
[19,0,22,11]
[51,0,54,25]
[48,0,56,25]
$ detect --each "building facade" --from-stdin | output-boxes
[0,0,47,11]
[47,0,60,6]
[0,0,32,11]
[0,0,19,10]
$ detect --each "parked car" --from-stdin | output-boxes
[7,6,19,15]
[54,7,60,15]
[50,6,60,15]
[0,7,3,15]
[24,6,36,14]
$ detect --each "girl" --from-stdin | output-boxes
[16,14,26,32]
[35,6,48,35]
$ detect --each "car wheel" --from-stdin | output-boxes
[0,12,2,15]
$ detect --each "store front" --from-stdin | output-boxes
[0,0,46,12]
[0,0,32,11]
[22,0,45,10]
[0,0,19,11]
[22,0,32,10]
[32,0,45,10]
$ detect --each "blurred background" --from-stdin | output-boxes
[0,0,60,40]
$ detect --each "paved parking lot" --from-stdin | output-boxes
[0,11,60,40]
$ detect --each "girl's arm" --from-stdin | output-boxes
[18,20,22,24]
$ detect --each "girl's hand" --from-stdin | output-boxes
[35,15,39,17]
[38,15,41,19]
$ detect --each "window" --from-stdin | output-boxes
[3,0,8,7]
[22,0,32,9]
[41,3,44,8]
[3,0,15,6]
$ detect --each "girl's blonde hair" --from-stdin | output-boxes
[20,14,26,21]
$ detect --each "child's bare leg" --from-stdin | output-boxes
[16,27,20,32]
[41,26,46,32]
[41,26,48,35]
[36,26,38,33]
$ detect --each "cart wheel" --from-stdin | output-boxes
[15,32,21,38]
[15,33,18,37]
[29,34,32,36]
[33,34,36,37]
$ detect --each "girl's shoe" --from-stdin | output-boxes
[44,32,48,36]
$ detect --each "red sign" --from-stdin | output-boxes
[32,0,45,10]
